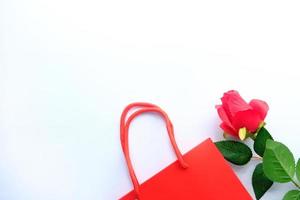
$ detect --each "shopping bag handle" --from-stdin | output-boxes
[120,102,158,153]
[120,103,188,199]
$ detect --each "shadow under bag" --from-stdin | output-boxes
[119,102,252,200]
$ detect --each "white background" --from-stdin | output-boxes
[1,0,300,199]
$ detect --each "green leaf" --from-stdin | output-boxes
[215,140,252,165]
[283,190,300,200]
[252,163,273,200]
[254,127,273,157]
[296,159,300,182]
[263,140,295,183]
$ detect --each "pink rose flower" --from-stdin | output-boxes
[216,90,269,138]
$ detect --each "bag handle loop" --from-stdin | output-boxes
[120,103,188,199]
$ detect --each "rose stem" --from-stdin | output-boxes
[291,179,300,189]
[251,156,262,160]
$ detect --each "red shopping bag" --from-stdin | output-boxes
[119,103,252,200]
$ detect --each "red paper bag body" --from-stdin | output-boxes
[119,103,252,200]
[120,138,252,200]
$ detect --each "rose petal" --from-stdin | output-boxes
[220,122,238,137]
[249,99,269,120]
[216,105,235,130]
[221,90,251,116]
[232,109,262,133]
